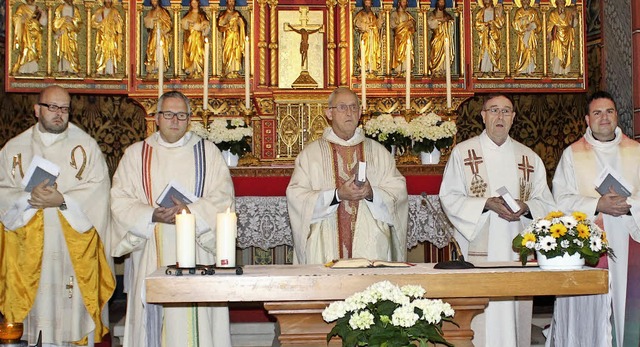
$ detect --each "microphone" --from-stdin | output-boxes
[421,192,474,269]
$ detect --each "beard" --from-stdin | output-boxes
[40,117,69,134]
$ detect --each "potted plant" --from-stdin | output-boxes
[512,211,615,269]
[322,280,455,347]
[363,114,412,155]
[408,112,457,164]
[190,118,252,167]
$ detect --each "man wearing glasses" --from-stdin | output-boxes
[0,85,115,346]
[287,87,408,265]
[110,91,233,347]
[439,93,555,347]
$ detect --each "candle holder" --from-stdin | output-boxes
[165,264,215,276]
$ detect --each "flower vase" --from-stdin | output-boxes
[420,148,441,165]
[536,251,585,270]
[221,150,239,167]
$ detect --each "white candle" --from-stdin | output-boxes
[157,25,164,99]
[445,37,452,109]
[203,38,210,111]
[175,209,196,268]
[244,36,250,110]
[361,40,366,111]
[216,207,237,268]
[405,39,411,110]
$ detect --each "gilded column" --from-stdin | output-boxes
[171,2,181,76]
[420,4,428,76]
[124,0,130,78]
[268,0,278,87]
[137,3,144,76]
[45,0,54,76]
[208,4,219,77]
[85,2,94,76]
[326,0,337,86]
[257,0,267,86]
[383,2,391,76]
[337,0,349,86]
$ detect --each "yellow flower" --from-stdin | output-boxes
[546,211,564,220]
[522,232,536,246]
[576,223,591,239]
[550,223,567,238]
[602,232,608,244]
[572,211,587,221]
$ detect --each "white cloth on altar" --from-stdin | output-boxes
[548,127,640,347]
[0,124,112,346]
[110,132,234,347]
[439,131,555,347]
[287,127,408,265]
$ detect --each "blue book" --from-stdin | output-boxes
[21,156,60,192]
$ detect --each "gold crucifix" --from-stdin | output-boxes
[284,7,324,88]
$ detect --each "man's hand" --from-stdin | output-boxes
[597,187,631,217]
[484,196,525,222]
[152,197,191,224]
[28,179,64,209]
[336,176,373,202]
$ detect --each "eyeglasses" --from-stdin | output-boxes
[157,111,190,121]
[483,107,513,116]
[328,104,360,113]
[38,103,70,114]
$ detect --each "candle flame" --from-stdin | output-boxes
[226,207,231,213]
[205,37,208,44]
[181,209,187,215]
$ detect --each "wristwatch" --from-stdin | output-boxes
[59,200,67,211]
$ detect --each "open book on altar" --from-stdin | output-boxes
[325,258,415,269]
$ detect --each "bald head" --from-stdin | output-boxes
[35,85,71,134]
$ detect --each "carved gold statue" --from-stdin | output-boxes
[12,0,47,74]
[427,0,454,77]
[217,0,246,78]
[53,0,82,74]
[512,0,541,75]
[390,0,416,74]
[353,0,383,74]
[144,0,172,75]
[182,0,210,78]
[547,0,578,76]
[91,0,124,76]
[475,0,504,76]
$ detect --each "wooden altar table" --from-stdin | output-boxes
[146,263,608,347]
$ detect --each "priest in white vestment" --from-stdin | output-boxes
[110,91,233,347]
[548,91,640,347]
[287,87,408,265]
[439,93,555,347]
[0,85,115,346]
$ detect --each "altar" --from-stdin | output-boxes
[146,263,608,347]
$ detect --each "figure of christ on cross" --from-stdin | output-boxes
[284,7,324,71]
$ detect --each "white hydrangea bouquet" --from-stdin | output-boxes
[512,211,614,266]
[363,114,412,152]
[409,112,457,153]
[322,281,455,347]
[190,118,253,156]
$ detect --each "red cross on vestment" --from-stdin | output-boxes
[518,155,534,182]
[463,149,483,175]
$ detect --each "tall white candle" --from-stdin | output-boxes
[175,209,196,268]
[405,39,411,110]
[244,36,250,110]
[361,40,366,111]
[203,38,210,111]
[445,37,452,109]
[157,25,164,99]
[216,207,237,268]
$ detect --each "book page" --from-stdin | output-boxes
[21,156,60,192]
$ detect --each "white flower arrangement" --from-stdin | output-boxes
[189,118,253,156]
[409,112,457,153]
[323,281,455,347]
[363,114,412,150]
[512,211,614,266]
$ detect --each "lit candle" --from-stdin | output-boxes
[175,209,196,268]
[203,38,210,111]
[361,39,366,111]
[405,39,411,110]
[244,36,250,110]
[157,25,164,99]
[445,37,452,109]
[216,207,237,268]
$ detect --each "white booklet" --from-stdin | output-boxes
[21,155,60,192]
[155,180,199,208]
[496,186,520,213]
[354,161,367,187]
[594,167,632,197]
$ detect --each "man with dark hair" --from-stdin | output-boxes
[111,91,234,347]
[0,85,114,346]
[549,90,640,346]
[439,93,555,346]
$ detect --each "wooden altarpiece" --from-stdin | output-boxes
[5,0,587,164]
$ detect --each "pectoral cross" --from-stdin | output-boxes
[284,7,324,88]
[66,276,74,298]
